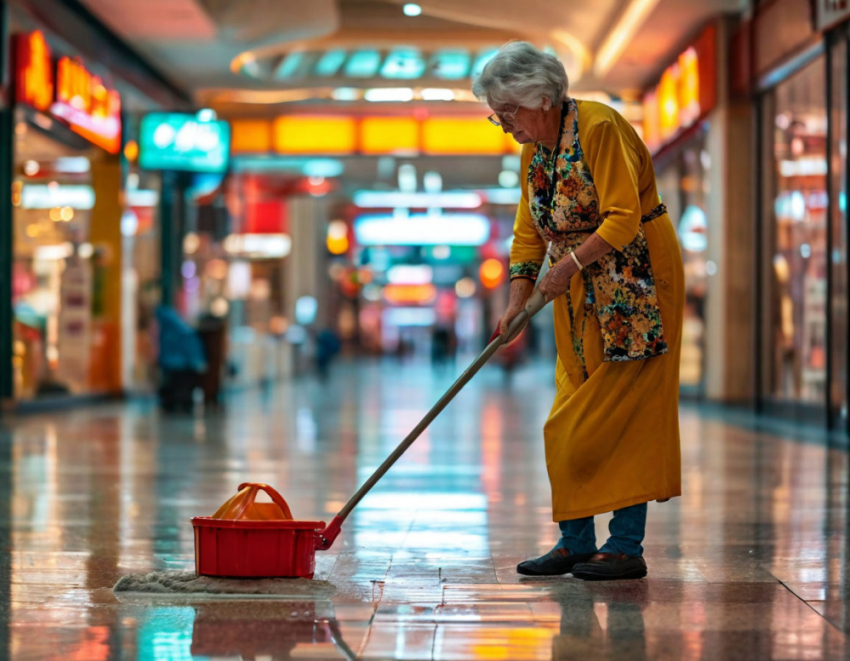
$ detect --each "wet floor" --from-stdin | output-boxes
[1,358,849,660]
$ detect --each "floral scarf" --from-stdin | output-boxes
[526,99,668,368]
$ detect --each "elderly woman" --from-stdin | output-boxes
[472,42,684,581]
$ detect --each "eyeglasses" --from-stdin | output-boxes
[487,104,521,127]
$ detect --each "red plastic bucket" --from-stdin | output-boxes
[192,516,326,578]
[192,483,327,578]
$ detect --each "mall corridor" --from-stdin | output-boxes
[1,359,849,660]
[2,0,850,659]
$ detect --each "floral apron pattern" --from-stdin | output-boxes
[528,99,668,368]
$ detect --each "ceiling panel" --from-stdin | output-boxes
[78,0,748,107]
[80,0,216,40]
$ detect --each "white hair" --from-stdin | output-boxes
[472,41,569,109]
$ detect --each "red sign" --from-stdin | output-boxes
[15,31,122,154]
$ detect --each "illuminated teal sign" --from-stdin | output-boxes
[139,112,230,173]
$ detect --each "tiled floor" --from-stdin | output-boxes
[1,358,849,660]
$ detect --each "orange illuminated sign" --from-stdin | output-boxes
[16,31,53,112]
[14,32,122,154]
[273,116,357,154]
[230,119,272,153]
[657,67,680,143]
[383,284,437,305]
[643,24,716,154]
[230,114,522,156]
[422,117,513,155]
[360,117,418,154]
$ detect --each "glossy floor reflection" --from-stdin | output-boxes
[2,358,850,660]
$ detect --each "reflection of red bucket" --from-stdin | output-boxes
[192,483,326,578]
[190,601,355,659]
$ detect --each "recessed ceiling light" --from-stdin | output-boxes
[403,3,422,16]
[364,88,414,102]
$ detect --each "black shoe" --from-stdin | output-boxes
[571,552,647,581]
[516,547,597,576]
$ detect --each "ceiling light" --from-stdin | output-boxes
[421,88,455,101]
[365,88,414,102]
[316,49,347,77]
[345,50,381,77]
[403,3,422,16]
[381,47,426,79]
[594,0,662,77]
[331,87,360,101]
[429,50,470,80]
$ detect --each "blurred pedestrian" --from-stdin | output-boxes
[473,42,684,581]
[315,327,341,380]
[156,306,207,412]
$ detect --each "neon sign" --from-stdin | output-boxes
[51,56,122,154]
[15,31,122,154]
[16,31,53,112]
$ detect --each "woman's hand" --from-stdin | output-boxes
[538,259,577,302]
[499,278,534,337]
[537,234,617,301]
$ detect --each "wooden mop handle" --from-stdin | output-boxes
[317,288,548,548]
[501,288,546,345]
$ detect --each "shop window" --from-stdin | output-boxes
[828,33,848,427]
[11,111,101,398]
[761,55,828,408]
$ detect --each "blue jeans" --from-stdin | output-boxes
[555,502,647,557]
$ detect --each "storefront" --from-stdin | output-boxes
[0,2,189,408]
[752,0,849,427]
[643,24,717,397]
[9,29,124,399]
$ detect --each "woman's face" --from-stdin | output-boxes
[490,98,554,144]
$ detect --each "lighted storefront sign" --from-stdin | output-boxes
[354,213,490,246]
[14,31,122,154]
[139,112,231,173]
[642,24,716,154]
[51,56,122,154]
[16,31,53,112]
[232,116,518,156]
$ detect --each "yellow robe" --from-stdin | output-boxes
[510,100,685,521]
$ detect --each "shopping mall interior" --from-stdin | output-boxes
[2,0,850,659]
